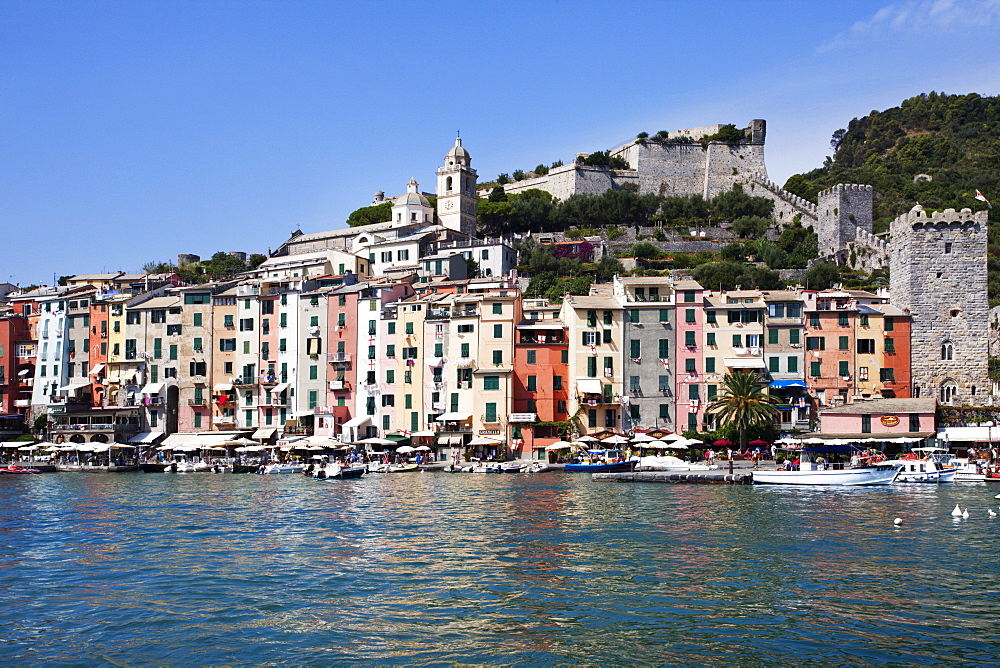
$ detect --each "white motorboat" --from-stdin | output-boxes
[948,458,987,482]
[259,462,304,474]
[637,455,716,472]
[753,448,898,486]
[166,455,199,473]
[890,451,956,483]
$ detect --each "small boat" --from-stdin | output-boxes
[388,463,419,473]
[638,455,716,472]
[753,447,897,486]
[501,463,523,473]
[165,455,199,473]
[327,465,366,479]
[891,449,956,483]
[139,462,169,473]
[949,458,986,482]
[564,450,637,473]
[0,465,41,474]
[258,462,305,474]
[471,462,503,473]
[524,463,551,473]
[366,461,391,473]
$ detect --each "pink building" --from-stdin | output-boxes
[817,397,936,437]
[673,280,705,433]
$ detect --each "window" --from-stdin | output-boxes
[553,374,564,391]
[587,357,597,378]
[386,369,394,383]
[941,342,954,360]
[527,375,537,391]
[858,339,875,354]
[705,357,715,373]
[768,357,779,373]
[683,290,695,303]
[603,311,613,325]
[809,314,820,328]
[860,314,869,326]
[658,376,670,392]
[658,339,669,358]
[684,331,695,348]
[838,361,849,377]
[166,324,181,335]
[493,324,503,338]
[880,368,895,382]
[838,314,849,327]
[839,336,849,351]
[457,324,474,333]
[492,302,502,314]
[219,338,236,352]
[604,356,613,376]
[223,314,234,328]
[909,413,920,432]
[884,337,895,353]
[561,350,568,364]
[630,340,640,359]
[582,331,597,347]
[483,376,500,390]
[706,311,717,324]
[629,376,640,393]
[884,318,894,332]
[945,242,952,254]
[280,313,287,327]
[386,344,396,357]
[861,415,871,433]
[588,410,597,428]
[382,394,395,407]
[806,337,825,351]
[768,304,785,318]
[492,350,502,365]
[768,329,778,345]
[628,309,640,323]
[587,310,597,327]
[527,350,537,364]
[685,309,695,324]
[787,357,798,373]
[706,332,716,346]
[685,358,695,373]
[189,361,207,376]
[810,361,821,377]
[659,404,670,419]
[193,412,202,428]
[732,334,742,348]
[688,384,699,400]
[789,329,800,345]
[557,400,567,414]
[168,344,177,360]
[707,384,718,400]
[658,309,669,323]
[460,343,469,357]
[368,345,376,360]
[278,338,287,352]
[240,319,254,331]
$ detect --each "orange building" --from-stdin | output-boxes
[512,299,568,460]
[875,305,912,398]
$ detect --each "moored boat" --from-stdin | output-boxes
[388,463,419,473]
[564,450,637,473]
[0,465,41,474]
[753,447,897,486]
[890,448,956,483]
[637,455,716,472]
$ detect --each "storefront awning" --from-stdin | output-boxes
[436,412,472,421]
[436,435,463,446]
[385,434,410,442]
[213,383,233,391]
[342,415,371,428]
[769,380,807,389]
[577,379,603,394]
[271,383,289,394]
[723,357,767,369]
[130,431,164,444]
[88,363,106,375]
[252,428,277,440]
[140,382,164,395]
[59,379,91,392]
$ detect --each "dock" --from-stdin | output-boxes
[593,471,751,484]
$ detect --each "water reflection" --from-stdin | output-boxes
[0,474,999,663]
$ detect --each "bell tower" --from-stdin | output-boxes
[436,137,478,236]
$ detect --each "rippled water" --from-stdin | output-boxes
[1,472,999,665]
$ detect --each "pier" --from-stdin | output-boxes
[593,471,751,484]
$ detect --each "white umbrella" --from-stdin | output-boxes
[359,437,396,446]
[410,430,436,437]
[662,441,690,450]
[644,440,668,449]
[395,445,416,454]
[604,435,630,445]
[414,445,432,451]
[468,436,502,446]
[235,445,265,452]
[802,437,826,445]
[685,438,704,445]
[544,441,573,451]
[17,444,42,451]
[227,437,260,446]
[660,433,685,442]
[109,443,136,449]
[575,435,599,442]
[630,433,655,443]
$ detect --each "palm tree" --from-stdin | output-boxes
[706,371,778,452]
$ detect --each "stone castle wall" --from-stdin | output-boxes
[889,205,991,404]
[741,173,819,226]
[817,184,873,256]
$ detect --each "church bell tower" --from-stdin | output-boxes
[436,137,478,236]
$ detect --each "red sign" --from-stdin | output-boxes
[880,414,900,427]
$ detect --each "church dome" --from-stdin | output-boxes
[445,137,470,166]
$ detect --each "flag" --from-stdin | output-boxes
[975,189,992,209]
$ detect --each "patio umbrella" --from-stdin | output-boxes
[468,436,503,446]
[395,445,416,454]
[604,435,630,445]
[713,439,734,447]
[227,437,260,446]
[685,438,704,445]
[575,435,599,442]
[359,437,396,446]
[644,440,668,449]
[748,439,770,446]
[630,433,655,443]
[414,445,432,451]
[410,430,436,437]
[545,441,573,451]
[660,433,685,442]
[663,441,690,450]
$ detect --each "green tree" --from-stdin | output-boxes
[465,257,480,278]
[730,216,771,239]
[204,252,247,278]
[706,371,778,451]
[803,261,840,290]
[512,169,525,181]
[488,186,508,202]
[248,254,268,270]
[534,164,549,176]
[347,201,393,227]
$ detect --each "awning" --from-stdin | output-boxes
[723,357,766,369]
[385,434,410,442]
[140,382,165,395]
[130,431,164,444]
[271,383,289,394]
[342,415,371,428]
[252,428,277,440]
[769,380,807,389]
[161,433,196,447]
[436,435,463,446]
[436,412,473,421]
[427,358,444,367]
[88,363,106,375]
[577,379,603,394]
[17,369,30,377]
[516,324,565,330]
[213,383,233,391]
[456,359,476,368]
[59,379,91,392]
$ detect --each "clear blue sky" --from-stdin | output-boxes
[3,0,999,286]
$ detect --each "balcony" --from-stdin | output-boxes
[263,399,291,407]
[187,398,207,406]
[579,392,615,406]
[327,352,353,365]
[214,414,237,425]
[328,380,350,391]
[260,375,278,385]
[233,377,257,388]
[435,425,472,434]
[426,309,451,321]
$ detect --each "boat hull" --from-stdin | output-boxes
[564,460,636,473]
[753,466,898,486]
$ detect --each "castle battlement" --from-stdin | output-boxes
[745,172,818,215]
[891,204,987,231]
[817,183,873,197]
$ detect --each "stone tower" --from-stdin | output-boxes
[436,137,478,236]
[889,205,991,405]
[816,184,873,256]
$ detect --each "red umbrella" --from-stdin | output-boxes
[713,439,733,447]
[748,439,770,446]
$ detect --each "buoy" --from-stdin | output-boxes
[893,517,902,525]
[995,493,1000,499]
[963,508,970,518]
[952,505,963,517]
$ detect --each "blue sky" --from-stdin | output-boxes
[3,0,999,286]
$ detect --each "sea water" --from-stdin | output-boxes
[1,472,998,665]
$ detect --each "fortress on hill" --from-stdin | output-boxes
[489,119,991,406]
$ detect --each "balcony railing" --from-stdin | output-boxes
[327,352,353,364]
[233,377,257,387]
[187,398,207,406]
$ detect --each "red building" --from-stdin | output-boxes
[0,313,31,434]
